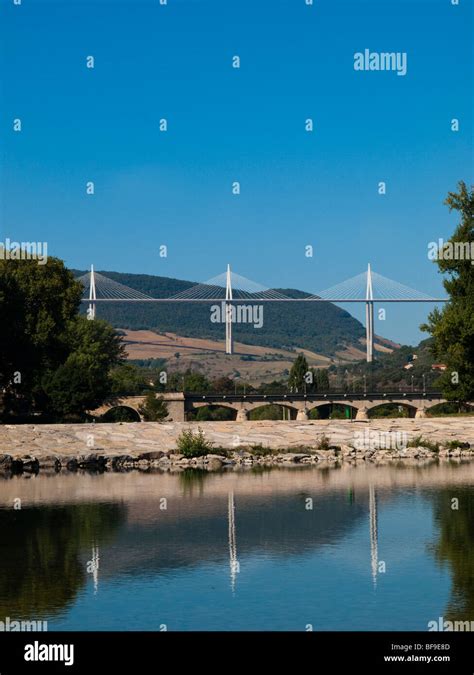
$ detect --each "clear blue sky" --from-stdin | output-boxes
[1,0,472,345]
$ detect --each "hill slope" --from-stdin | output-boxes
[73,269,395,358]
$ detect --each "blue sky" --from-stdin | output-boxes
[1,0,472,345]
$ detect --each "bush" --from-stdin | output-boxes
[316,434,331,451]
[249,444,275,457]
[176,427,214,458]
[407,435,440,452]
[445,440,471,450]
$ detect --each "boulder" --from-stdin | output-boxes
[206,458,223,470]
[283,453,312,463]
[76,454,107,470]
[39,456,61,471]
[0,455,13,471]
[111,455,137,470]
[341,445,355,455]
[157,457,172,466]
[18,456,39,472]
[138,451,165,461]
[191,458,206,468]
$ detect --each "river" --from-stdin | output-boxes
[0,461,473,631]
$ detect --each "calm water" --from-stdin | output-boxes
[0,462,473,631]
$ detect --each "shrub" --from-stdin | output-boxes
[211,446,229,457]
[445,440,471,450]
[285,444,314,454]
[316,434,331,451]
[407,435,440,452]
[249,444,275,457]
[176,427,214,458]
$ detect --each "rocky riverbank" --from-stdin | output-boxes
[0,443,473,475]
[0,418,472,474]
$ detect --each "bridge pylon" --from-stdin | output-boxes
[225,263,233,355]
[365,263,374,363]
[88,264,96,320]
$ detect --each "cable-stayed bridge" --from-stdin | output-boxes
[77,264,447,363]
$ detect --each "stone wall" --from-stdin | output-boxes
[0,418,472,459]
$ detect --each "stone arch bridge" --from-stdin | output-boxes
[91,391,450,422]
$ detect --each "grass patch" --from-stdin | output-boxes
[407,435,441,453]
[444,440,471,450]
[249,444,277,457]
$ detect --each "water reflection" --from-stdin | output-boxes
[228,492,238,593]
[369,485,378,588]
[90,544,100,595]
[0,463,472,629]
[0,503,124,619]
[431,486,474,622]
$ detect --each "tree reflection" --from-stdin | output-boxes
[432,486,474,620]
[0,503,124,619]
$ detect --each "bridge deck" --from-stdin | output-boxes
[185,391,445,403]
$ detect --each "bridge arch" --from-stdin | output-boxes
[100,405,142,422]
[307,401,359,419]
[366,401,417,419]
[192,404,237,421]
[190,401,239,411]
[248,403,298,420]
[423,400,467,415]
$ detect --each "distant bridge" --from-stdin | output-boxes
[78,263,447,364]
[91,391,450,422]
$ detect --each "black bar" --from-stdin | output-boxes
[0,631,471,673]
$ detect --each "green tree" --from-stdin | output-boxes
[42,317,124,417]
[0,258,84,414]
[183,370,210,393]
[211,376,235,393]
[110,363,148,396]
[315,369,330,391]
[422,182,474,402]
[0,257,126,418]
[138,391,168,421]
[288,354,309,392]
